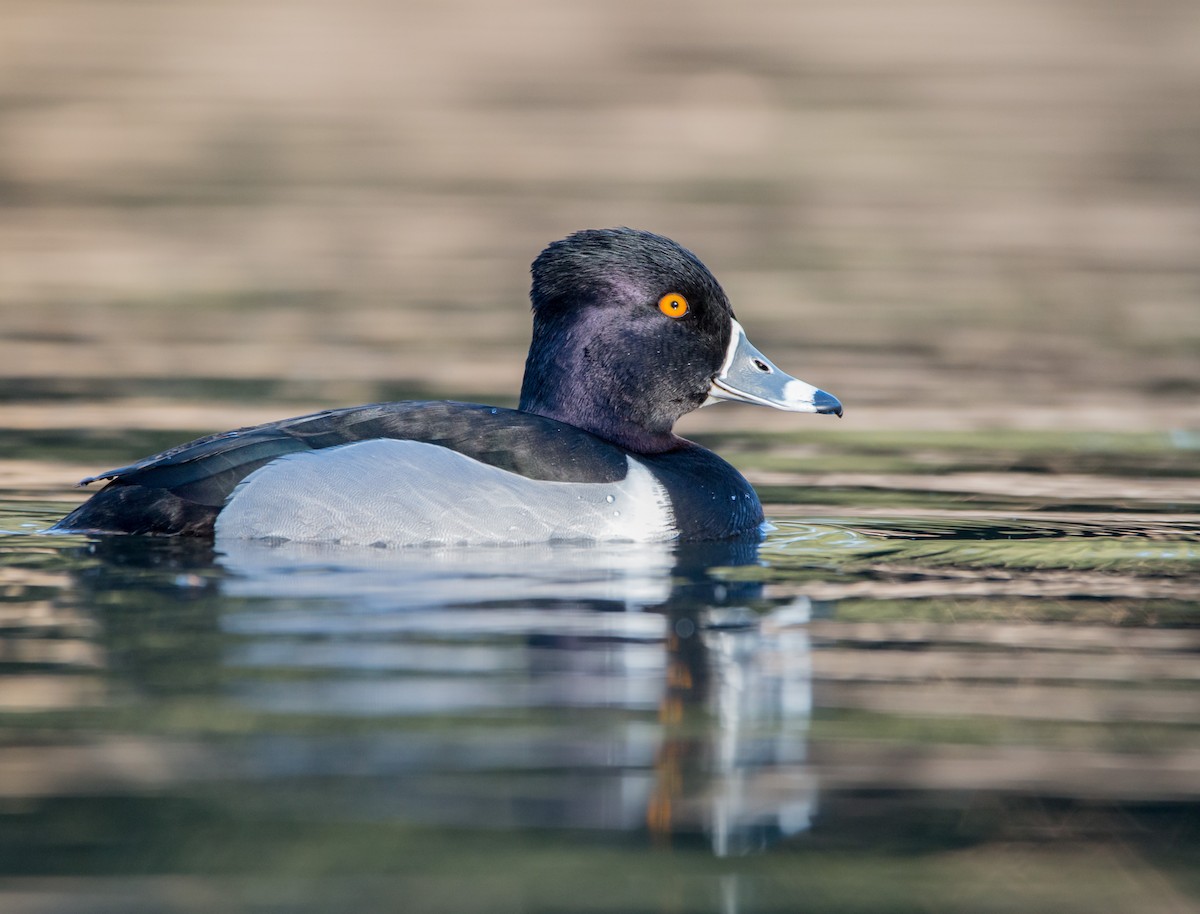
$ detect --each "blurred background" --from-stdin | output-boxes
[2,0,1198,446]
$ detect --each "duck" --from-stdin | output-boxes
[53,228,842,545]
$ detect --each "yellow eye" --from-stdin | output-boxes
[658,292,689,318]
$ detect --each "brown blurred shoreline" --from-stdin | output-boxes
[2,0,1198,433]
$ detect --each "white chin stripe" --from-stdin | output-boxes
[215,439,676,547]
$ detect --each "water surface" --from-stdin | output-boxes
[2,429,1197,913]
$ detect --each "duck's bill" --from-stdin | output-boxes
[708,320,843,417]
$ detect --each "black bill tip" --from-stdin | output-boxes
[814,389,844,418]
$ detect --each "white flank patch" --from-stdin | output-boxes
[214,439,676,547]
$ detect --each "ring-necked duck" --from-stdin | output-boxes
[54,228,842,545]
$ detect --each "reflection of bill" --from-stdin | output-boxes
[216,538,817,854]
[650,599,816,856]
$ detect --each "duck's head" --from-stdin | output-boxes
[519,228,842,454]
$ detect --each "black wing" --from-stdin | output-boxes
[53,401,628,537]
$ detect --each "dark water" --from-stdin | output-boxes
[2,430,1198,914]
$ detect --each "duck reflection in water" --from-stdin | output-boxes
[73,535,818,855]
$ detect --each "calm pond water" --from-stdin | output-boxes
[1,426,1197,914]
